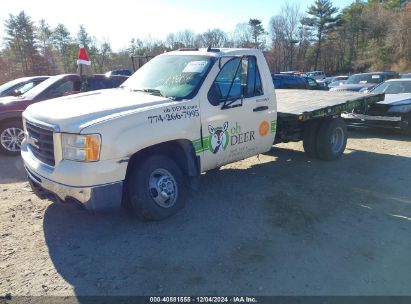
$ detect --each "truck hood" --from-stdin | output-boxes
[379,93,411,105]
[23,88,175,133]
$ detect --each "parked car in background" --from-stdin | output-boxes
[304,76,329,90]
[305,70,326,80]
[400,73,411,79]
[105,69,133,77]
[279,71,304,76]
[321,75,349,86]
[0,74,128,155]
[0,76,49,97]
[342,79,411,134]
[330,71,398,92]
[328,79,348,89]
[272,74,327,90]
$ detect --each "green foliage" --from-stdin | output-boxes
[301,0,339,69]
[77,25,92,48]
[4,11,39,75]
[0,4,410,84]
[248,18,266,48]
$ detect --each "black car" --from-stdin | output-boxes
[272,74,328,90]
[330,71,398,92]
[0,76,49,97]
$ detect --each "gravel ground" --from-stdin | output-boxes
[1,127,411,297]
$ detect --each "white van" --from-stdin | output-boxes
[306,71,326,80]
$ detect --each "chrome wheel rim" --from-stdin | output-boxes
[0,127,24,152]
[331,127,344,154]
[148,168,178,208]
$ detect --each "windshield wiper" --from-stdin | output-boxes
[132,88,163,96]
[132,88,177,100]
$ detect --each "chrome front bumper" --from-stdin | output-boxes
[25,166,123,210]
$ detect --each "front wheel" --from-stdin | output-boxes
[0,120,25,156]
[127,155,187,220]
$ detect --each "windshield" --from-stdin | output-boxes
[121,55,214,100]
[371,81,411,94]
[22,75,62,99]
[0,78,29,94]
[346,74,383,84]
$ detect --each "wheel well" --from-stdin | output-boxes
[125,139,200,182]
[0,113,23,127]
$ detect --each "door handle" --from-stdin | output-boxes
[253,106,268,112]
[256,98,269,102]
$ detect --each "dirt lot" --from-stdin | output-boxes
[1,127,411,297]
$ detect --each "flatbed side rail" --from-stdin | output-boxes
[296,93,384,122]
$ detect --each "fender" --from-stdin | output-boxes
[175,139,201,177]
[125,139,201,191]
[0,111,24,122]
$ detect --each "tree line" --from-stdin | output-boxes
[0,0,410,84]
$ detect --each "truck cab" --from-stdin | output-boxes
[22,48,277,220]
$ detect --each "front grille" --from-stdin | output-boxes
[26,121,55,166]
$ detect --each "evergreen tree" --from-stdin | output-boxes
[95,41,112,73]
[301,0,339,70]
[248,19,265,48]
[52,23,74,73]
[77,25,92,48]
[4,11,39,74]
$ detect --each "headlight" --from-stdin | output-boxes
[61,133,101,162]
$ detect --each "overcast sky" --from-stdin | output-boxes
[1,0,354,51]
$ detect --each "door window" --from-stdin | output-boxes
[14,81,35,95]
[246,56,263,97]
[44,80,81,99]
[306,77,318,88]
[208,56,264,106]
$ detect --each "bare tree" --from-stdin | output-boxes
[281,2,301,70]
[165,33,184,50]
[269,16,286,71]
[175,30,196,48]
[197,29,228,48]
[232,22,253,48]
[95,41,111,73]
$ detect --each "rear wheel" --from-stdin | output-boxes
[127,155,187,220]
[0,120,24,156]
[315,118,347,161]
[302,120,321,158]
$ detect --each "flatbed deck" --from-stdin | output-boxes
[276,90,384,121]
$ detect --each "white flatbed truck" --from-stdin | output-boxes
[21,48,383,220]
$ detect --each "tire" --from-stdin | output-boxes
[0,119,25,156]
[302,120,321,158]
[127,155,187,221]
[315,118,347,161]
[400,113,411,136]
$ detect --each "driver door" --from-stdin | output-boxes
[200,55,276,171]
